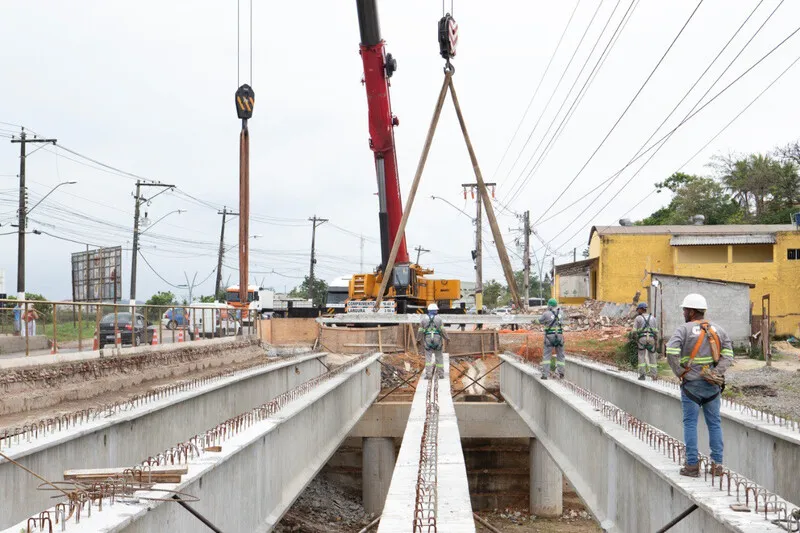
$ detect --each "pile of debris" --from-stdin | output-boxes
[562,300,635,330]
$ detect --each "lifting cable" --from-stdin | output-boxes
[375,5,524,311]
[235,0,255,308]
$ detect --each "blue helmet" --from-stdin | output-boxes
[637,302,648,310]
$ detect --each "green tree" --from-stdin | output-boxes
[512,270,551,301]
[289,276,329,307]
[482,279,507,308]
[199,295,216,303]
[146,291,176,307]
[639,173,742,226]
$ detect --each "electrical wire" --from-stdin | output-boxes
[490,0,582,181]
[535,0,773,226]
[551,50,800,252]
[502,0,636,205]
[531,0,706,224]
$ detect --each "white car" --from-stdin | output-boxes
[493,307,513,317]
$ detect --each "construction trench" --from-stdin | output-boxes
[1,318,799,532]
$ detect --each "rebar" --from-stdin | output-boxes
[413,377,439,532]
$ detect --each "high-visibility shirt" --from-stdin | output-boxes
[665,320,734,381]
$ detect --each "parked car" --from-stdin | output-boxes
[493,307,512,316]
[162,308,189,330]
[98,312,151,348]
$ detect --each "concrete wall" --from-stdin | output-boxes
[259,318,319,345]
[0,355,325,529]
[0,335,48,354]
[651,274,752,347]
[319,325,405,354]
[566,356,800,504]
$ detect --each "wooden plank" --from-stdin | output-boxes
[64,465,188,478]
[343,343,400,348]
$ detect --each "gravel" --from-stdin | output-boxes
[274,476,373,533]
[726,366,800,419]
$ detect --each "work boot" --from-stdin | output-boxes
[710,462,724,477]
[540,374,548,380]
[638,375,646,381]
[680,463,700,478]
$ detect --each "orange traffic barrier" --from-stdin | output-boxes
[151,329,159,346]
[177,330,184,343]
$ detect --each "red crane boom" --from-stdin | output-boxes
[356,0,409,267]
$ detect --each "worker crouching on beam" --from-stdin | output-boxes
[666,293,734,477]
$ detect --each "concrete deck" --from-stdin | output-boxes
[378,355,475,533]
[501,354,797,533]
[0,353,326,528]
[566,355,800,503]
[2,353,381,533]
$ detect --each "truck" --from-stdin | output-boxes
[226,285,318,319]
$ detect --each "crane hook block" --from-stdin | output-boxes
[385,52,398,78]
[235,84,255,120]
[438,14,458,60]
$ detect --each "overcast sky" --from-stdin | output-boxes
[1,0,799,301]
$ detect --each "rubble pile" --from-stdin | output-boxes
[562,300,635,331]
[275,477,372,532]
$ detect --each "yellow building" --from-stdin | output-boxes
[553,224,800,335]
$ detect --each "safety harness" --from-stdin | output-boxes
[423,315,444,350]
[679,321,724,406]
[545,309,564,347]
[637,314,657,350]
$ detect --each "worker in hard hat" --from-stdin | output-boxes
[633,302,658,381]
[418,303,449,379]
[539,298,565,380]
[666,293,734,478]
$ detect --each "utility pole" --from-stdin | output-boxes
[463,182,495,312]
[215,207,239,299]
[11,128,57,294]
[308,215,328,305]
[414,245,430,265]
[523,210,531,311]
[573,248,577,263]
[130,180,174,301]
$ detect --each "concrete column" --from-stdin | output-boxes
[363,437,396,515]
[530,438,563,517]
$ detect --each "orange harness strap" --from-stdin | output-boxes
[678,321,721,381]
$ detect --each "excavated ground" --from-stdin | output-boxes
[0,339,274,431]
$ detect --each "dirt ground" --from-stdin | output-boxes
[474,492,601,532]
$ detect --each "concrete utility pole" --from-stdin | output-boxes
[573,248,577,263]
[414,245,430,265]
[130,181,174,301]
[523,210,531,311]
[308,215,328,304]
[10,128,57,294]
[462,182,495,312]
[215,207,239,299]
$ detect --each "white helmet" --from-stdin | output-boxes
[681,293,708,310]
[427,303,439,312]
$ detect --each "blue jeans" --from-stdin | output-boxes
[681,380,723,465]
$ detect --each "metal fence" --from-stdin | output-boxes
[0,299,260,357]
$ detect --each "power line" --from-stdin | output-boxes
[490,0,582,181]
[502,0,637,206]
[535,0,774,226]
[532,0,706,225]
[551,49,800,252]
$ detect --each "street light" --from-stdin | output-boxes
[27,181,77,215]
[430,195,474,220]
[140,210,185,235]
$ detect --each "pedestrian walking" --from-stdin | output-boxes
[418,303,449,379]
[539,298,565,380]
[633,302,658,380]
[666,293,734,477]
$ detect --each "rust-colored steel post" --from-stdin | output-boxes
[52,303,57,354]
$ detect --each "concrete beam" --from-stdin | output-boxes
[0,353,326,529]
[501,354,794,533]
[379,355,475,532]
[320,314,538,326]
[2,354,381,533]
[566,355,800,503]
[351,402,532,438]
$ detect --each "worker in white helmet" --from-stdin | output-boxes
[418,303,449,379]
[666,293,734,478]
